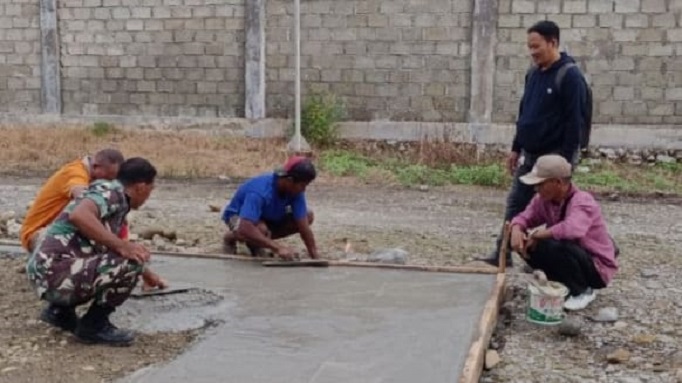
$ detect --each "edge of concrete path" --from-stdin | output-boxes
[0,239,500,275]
[138,248,500,275]
[459,273,506,383]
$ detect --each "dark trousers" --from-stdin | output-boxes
[492,153,538,262]
[491,151,580,263]
[526,239,605,297]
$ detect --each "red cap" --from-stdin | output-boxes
[282,156,308,172]
[276,156,317,182]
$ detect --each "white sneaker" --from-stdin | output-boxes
[563,289,596,311]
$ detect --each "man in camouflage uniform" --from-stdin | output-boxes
[27,157,158,346]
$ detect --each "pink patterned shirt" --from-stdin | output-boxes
[511,185,618,285]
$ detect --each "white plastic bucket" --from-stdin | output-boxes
[526,281,569,326]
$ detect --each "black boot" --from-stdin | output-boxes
[40,303,78,332]
[74,304,135,347]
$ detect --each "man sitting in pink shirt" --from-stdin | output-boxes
[510,154,619,311]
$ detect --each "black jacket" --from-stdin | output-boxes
[512,52,586,161]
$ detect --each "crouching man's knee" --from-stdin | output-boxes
[107,256,145,287]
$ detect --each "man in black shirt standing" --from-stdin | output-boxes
[477,20,589,267]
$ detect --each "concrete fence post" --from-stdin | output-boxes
[468,0,499,155]
[39,0,61,114]
[244,0,266,119]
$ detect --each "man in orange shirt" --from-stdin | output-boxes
[21,149,167,298]
[21,149,125,252]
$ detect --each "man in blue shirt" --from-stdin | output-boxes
[222,156,319,260]
[477,20,587,267]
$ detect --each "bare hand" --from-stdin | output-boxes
[275,246,298,261]
[307,247,320,259]
[142,270,167,290]
[118,242,151,264]
[506,151,520,176]
[524,237,538,255]
[510,226,527,258]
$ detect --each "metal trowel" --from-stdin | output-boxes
[261,259,330,267]
[130,282,197,298]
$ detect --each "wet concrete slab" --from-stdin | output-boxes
[117,255,496,383]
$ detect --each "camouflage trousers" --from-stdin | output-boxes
[26,250,143,307]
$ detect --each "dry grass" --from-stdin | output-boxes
[2,124,680,196]
[0,124,292,178]
[0,123,503,181]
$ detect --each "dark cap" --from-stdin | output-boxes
[275,156,317,183]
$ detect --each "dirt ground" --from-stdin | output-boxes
[0,254,199,383]
[1,176,681,382]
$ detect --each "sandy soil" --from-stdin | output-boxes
[0,255,199,383]
[1,176,681,382]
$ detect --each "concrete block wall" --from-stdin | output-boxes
[58,0,245,117]
[494,0,682,124]
[1,0,681,145]
[0,0,42,114]
[264,0,472,122]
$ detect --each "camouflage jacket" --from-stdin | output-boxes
[33,179,130,258]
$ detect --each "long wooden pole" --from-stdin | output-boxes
[459,273,506,383]
[498,221,511,274]
[0,240,497,275]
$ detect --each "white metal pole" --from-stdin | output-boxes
[294,0,301,151]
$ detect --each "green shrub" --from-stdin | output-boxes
[91,121,118,137]
[292,91,345,147]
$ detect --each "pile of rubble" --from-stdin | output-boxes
[0,211,22,240]
[589,147,682,165]
[131,227,201,254]
[0,204,198,255]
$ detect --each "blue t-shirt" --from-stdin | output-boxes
[222,173,307,224]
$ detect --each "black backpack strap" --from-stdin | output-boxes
[554,62,578,92]
[555,62,592,150]
[525,65,537,85]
